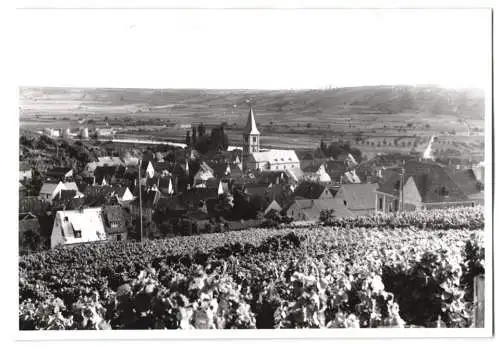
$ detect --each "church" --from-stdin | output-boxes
[242,107,300,171]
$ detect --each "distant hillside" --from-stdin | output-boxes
[19,85,485,125]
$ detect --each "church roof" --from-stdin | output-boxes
[250,149,300,165]
[243,107,260,135]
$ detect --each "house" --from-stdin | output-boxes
[193,162,215,187]
[50,207,107,248]
[375,160,474,212]
[102,205,128,242]
[241,106,300,171]
[333,183,379,216]
[93,166,119,186]
[286,198,354,222]
[322,160,360,184]
[293,182,334,200]
[45,167,74,182]
[244,183,271,198]
[256,170,289,186]
[114,187,135,203]
[264,200,283,215]
[19,162,32,182]
[39,181,67,203]
[86,157,124,173]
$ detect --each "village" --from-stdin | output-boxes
[18,105,485,254]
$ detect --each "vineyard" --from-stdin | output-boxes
[19,207,485,330]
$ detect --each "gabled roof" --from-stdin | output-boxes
[243,107,260,135]
[114,186,132,198]
[335,183,379,210]
[250,150,299,165]
[451,169,482,196]
[46,167,72,177]
[256,170,288,185]
[244,183,270,197]
[286,167,304,182]
[39,181,63,195]
[378,160,470,203]
[290,198,354,218]
[55,207,106,245]
[63,182,81,192]
[294,182,328,200]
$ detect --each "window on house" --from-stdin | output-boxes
[74,230,82,238]
[343,200,347,206]
[252,136,257,143]
[378,197,383,210]
[116,234,122,242]
[64,217,68,222]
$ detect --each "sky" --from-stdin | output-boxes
[16,8,491,90]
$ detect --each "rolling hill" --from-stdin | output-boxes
[19,85,485,128]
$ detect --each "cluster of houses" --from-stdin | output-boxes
[18,106,485,251]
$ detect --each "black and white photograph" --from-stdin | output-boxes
[10,1,494,341]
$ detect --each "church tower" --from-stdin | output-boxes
[243,106,260,153]
[242,106,260,171]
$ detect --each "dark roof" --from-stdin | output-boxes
[157,196,189,213]
[58,189,77,201]
[293,182,328,200]
[184,187,219,204]
[102,205,126,233]
[451,169,482,196]
[378,160,470,203]
[46,167,72,177]
[335,184,379,210]
[256,171,288,185]
[83,185,116,198]
[244,183,270,197]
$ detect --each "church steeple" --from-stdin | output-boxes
[242,106,260,159]
[243,107,260,135]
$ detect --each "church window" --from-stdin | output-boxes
[252,136,257,143]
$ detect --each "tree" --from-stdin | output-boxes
[214,192,234,218]
[191,126,197,144]
[198,123,206,137]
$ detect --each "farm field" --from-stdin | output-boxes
[18,85,485,160]
[19,207,485,330]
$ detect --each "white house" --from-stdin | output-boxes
[39,182,67,203]
[39,181,84,203]
[50,207,107,248]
